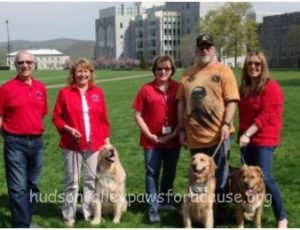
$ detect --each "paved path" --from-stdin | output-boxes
[46,73,152,89]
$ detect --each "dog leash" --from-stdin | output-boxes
[211,138,225,159]
[74,142,98,181]
[240,146,247,166]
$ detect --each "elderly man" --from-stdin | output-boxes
[0,50,48,227]
[176,33,240,224]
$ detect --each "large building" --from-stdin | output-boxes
[260,11,300,68]
[7,49,70,70]
[95,2,224,67]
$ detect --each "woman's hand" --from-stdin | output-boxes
[64,125,81,141]
[239,134,250,147]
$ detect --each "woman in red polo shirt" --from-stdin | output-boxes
[132,55,180,223]
[238,51,288,228]
[52,58,110,227]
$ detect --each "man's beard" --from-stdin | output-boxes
[199,55,212,65]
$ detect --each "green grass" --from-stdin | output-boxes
[0,68,300,227]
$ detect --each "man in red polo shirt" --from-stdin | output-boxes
[0,50,48,227]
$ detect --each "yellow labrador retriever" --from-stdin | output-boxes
[182,153,217,228]
[91,144,127,225]
[229,165,266,228]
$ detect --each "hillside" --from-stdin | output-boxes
[0,38,95,65]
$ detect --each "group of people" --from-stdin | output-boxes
[132,33,288,228]
[0,32,288,228]
[0,52,110,228]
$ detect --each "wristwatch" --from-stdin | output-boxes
[223,121,230,127]
[244,132,251,138]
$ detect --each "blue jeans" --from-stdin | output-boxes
[241,146,287,221]
[3,133,44,228]
[143,148,180,211]
[190,138,230,204]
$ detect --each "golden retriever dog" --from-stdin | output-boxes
[182,153,217,228]
[90,144,127,225]
[229,165,266,228]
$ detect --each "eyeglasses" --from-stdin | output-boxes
[156,67,172,71]
[197,44,212,51]
[248,61,261,67]
[17,60,34,65]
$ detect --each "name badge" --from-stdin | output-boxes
[162,126,172,135]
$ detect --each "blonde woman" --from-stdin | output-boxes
[238,51,288,228]
[52,58,110,227]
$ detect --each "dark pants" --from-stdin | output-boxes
[3,133,44,227]
[143,148,180,211]
[241,146,287,221]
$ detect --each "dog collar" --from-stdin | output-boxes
[190,182,208,194]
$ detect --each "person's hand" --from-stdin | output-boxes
[69,128,82,141]
[239,134,250,147]
[158,132,176,143]
[148,134,165,144]
[221,124,230,140]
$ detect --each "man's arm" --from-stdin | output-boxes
[221,100,238,140]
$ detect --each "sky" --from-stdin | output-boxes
[1,1,300,43]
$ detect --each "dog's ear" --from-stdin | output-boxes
[206,156,217,179]
[254,166,264,178]
[209,156,217,172]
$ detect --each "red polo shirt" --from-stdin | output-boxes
[132,79,180,149]
[52,84,110,152]
[238,79,283,147]
[0,76,48,135]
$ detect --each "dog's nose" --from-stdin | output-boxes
[109,149,115,156]
[192,164,197,171]
[244,181,249,188]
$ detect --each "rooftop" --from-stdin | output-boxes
[8,49,64,56]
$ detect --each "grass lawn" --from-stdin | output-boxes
[0,68,299,227]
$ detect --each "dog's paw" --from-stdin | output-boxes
[90,218,101,225]
[112,217,120,224]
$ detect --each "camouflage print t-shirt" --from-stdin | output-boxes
[176,62,240,148]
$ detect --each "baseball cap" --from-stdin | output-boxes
[196,33,214,47]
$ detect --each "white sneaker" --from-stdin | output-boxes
[30,223,42,228]
[64,220,75,228]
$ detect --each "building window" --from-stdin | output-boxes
[120,22,123,28]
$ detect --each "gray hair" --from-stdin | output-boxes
[14,50,36,64]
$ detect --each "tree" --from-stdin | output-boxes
[139,54,148,70]
[199,2,259,67]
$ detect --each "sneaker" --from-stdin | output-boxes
[30,223,42,228]
[64,220,75,228]
[159,204,177,211]
[148,209,161,223]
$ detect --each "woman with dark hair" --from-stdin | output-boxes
[132,55,180,223]
[52,58,110,227]
[238,51,288,228]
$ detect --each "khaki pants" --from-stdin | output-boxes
[61,149,98,223]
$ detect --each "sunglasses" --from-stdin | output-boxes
[17,60,34,65]
[156,67,172,71]
[197,44,212,51]
[248,61,261,67]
